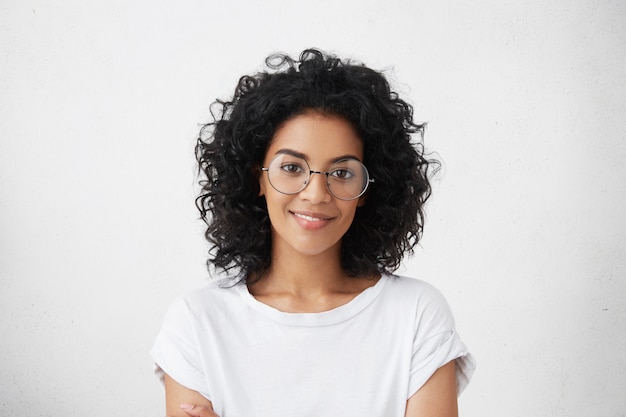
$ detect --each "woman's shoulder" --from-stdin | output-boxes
[168,277,244,314]
[381,274,456,324]
[384,274,447,301]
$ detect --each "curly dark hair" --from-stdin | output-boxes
[195,48,438,281]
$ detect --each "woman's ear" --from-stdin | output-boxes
[255,166,266,196]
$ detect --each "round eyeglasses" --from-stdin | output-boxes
[261,154,374,201]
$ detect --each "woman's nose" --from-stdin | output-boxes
[299,171,332,203]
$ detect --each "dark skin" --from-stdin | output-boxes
[163,114,459,417]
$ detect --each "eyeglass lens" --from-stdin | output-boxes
[266,154,370,200]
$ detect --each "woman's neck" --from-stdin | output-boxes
[247,245,379,313]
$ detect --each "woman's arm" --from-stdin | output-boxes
[163,373,218,417]
[168,360,458,417]
[404,360,458,417]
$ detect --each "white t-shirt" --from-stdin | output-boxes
[151,274,475,417]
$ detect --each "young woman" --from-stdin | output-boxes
[152,49,475,417]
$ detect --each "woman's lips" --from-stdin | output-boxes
[290,211,333,230]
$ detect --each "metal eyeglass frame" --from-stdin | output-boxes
[260,157,375,201]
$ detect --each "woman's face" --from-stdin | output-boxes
[259,111,365,259]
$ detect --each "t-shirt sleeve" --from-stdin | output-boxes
[150,296,212,400]
[407,283,476,399]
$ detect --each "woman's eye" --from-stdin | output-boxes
[330,169,354,179]
[281,164,304,173]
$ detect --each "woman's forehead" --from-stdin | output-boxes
[265,112,363,163]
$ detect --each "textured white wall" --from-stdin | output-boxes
[1,1,625,415]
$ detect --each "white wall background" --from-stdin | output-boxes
[1,1,625,415]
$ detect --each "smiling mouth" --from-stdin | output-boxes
[291,212,330,222]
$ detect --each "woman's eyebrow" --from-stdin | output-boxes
[332,154,362,163]
[274,148,362,163]
[274,148,307,159]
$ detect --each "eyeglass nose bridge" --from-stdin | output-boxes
[302,169,330,185]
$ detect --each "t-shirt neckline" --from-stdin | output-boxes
[236,274,389,327]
